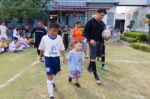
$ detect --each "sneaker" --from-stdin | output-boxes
[101,64,108,71]
[84,57,88,59]
[75,83,81,88]
[50,96,54,99]
[68,76,72,83]
[95,76,101,84]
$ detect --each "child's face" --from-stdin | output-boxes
[48,28,59,36]
[75,43,82,51]
[14,40,18,44]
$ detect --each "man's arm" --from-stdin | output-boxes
[30,28,36,38]
[83,21,91,41]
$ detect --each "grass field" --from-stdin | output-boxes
[0,43,150,99]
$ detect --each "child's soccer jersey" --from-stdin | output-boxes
[38,34,65,57]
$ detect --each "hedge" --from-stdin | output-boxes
[131,43,150,52]
[123,32,147,42]
[120,36,137,43]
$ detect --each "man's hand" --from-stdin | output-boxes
[90,39,96,46]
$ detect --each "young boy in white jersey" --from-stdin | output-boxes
[8,37,23,52]
[38,22,66,99]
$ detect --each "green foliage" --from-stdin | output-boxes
[145,14,150,45]
[146,14,150,19]
[123,32,148,42]
[0,0,51,21]
[120,36,137,43]
[127,20,135,30]
[131,43,150,52]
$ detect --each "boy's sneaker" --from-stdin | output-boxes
[68,76,72,83]
[101,64,108,71]
[84,57,88,59]
[50,96,54,99]
[95,76,101,84]
[75,83,81,88]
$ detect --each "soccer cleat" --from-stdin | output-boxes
[50,96,54,99]
[68,76,72,83]
[75,83,81,88]
[101,64,108,71]
[95,76,101,84]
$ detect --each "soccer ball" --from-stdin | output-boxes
[102,29,111,37]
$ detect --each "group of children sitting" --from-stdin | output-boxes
[0,34,33,54]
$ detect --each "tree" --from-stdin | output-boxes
[127,20,135,31]
[0,0,52,22]
[145,14,150,45]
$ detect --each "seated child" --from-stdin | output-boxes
[67,41,84,88]
[19,35,30,49]
[8,37,23,52]
[0,38,8,53]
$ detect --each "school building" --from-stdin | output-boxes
[48,0,150,32]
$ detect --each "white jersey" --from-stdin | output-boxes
[38,34,65,57]
[0,25,8,39]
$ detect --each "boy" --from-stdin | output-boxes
[8,37,23,52]
[38,22,66,99]
[19,35,30,49]
[67,41,84,88]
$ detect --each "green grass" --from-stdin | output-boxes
[0,44,150,99]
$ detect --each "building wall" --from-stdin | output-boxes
[123,7,150,32]
[119,0,147,5]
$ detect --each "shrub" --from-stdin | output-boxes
[123,32,147,42]
[131,43,150,52]
[120,36,137,43]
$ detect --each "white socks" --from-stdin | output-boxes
[47,80,54,97]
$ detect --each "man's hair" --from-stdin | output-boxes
[13,37,18,41]
[76,21,81,25]
[97,8,107,14]
[48,22,60,29]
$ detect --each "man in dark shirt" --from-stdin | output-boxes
[84,8,111,84]
[31,21,47,56]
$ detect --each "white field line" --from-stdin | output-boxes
[109,60,150,64]
[0,61,39,89]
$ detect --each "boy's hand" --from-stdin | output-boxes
[62,57,67,64]
[39,56,43,62]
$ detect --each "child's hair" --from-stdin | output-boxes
[74,41,82,46]
[1,38,6,40]
[76,21,81,25]
[48,22,60,29]
[13,37,18,41]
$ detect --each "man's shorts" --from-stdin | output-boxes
[89,41,105,60]
[44,57,60,75]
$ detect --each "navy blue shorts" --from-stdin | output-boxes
[44,57,61,75]
[89,41,105,59]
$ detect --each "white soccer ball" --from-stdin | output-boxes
[102,29,111,38]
